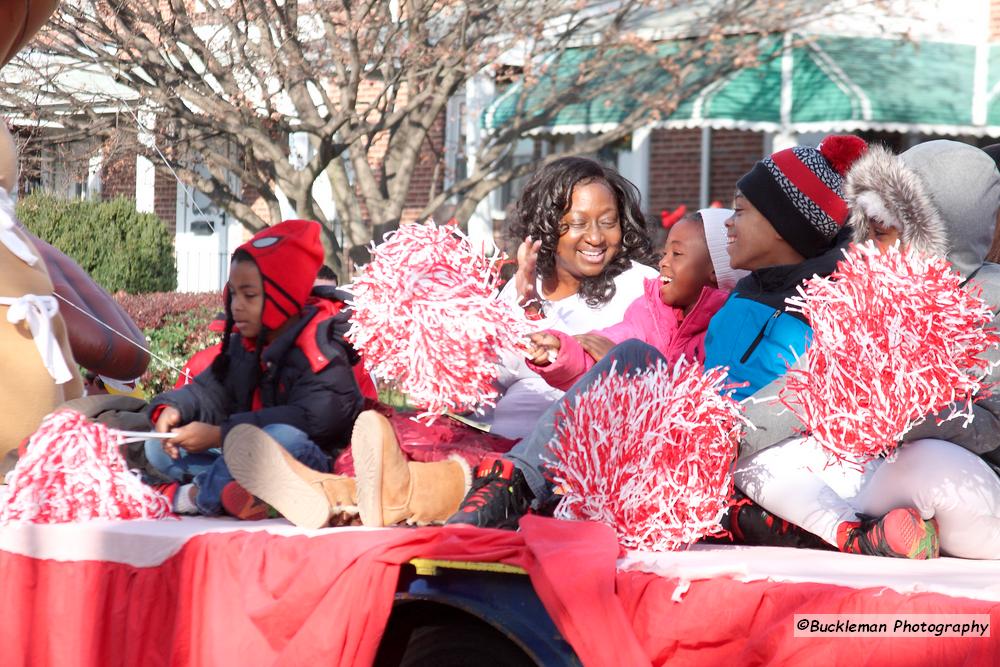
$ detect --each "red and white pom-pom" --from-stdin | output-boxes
[348,221,530,422]
[781,242,1000,467]
[0,410,171,523]
[546,358,746,552]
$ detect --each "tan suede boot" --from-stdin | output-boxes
[400,458,471,525]
[223,423,357,530]
[352,410,471,526]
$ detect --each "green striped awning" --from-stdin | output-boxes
[483,39,734,133]
[484,34,1000,137]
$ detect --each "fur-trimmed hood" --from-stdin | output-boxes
[846,140,1000,278]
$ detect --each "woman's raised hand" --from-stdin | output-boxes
[526,331,560,366]
[514,236,543,310]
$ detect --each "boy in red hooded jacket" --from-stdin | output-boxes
[146,220,363,517]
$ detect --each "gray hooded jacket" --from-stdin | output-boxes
[741,140,1000,467]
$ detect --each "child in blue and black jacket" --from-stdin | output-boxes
[703,135,867,399]
[446,135,869,529]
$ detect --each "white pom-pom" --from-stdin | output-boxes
[347,221,530,422]
[781,242,1000,467]
[546,358,746,552]
[1,410,172,523]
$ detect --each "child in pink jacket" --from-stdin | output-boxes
[527,208,745,389]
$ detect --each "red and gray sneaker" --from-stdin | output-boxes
[149,482,180,514]
[221,481,280,521]
[445,454,533,529]
[839,507,940,559]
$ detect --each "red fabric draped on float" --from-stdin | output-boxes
[0,517,646,667]
[616,572,1000,665]
[0,516,997,666]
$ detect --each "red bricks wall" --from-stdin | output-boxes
[709,130,764,206]
[647,128,764,217]
[243,184,271,226]
[99,148,136,201]
[355,79,446,226]
[991,0,1000,40]
[647,129,701,217]
[100,149,178,231]
[401,111,446,224]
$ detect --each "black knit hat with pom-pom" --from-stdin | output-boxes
[737,135,868,258]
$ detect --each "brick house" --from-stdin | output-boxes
[11,0,1000,290]
[461,0,1000,251]
[11,94,446,292]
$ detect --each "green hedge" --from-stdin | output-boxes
[17,193,176,294]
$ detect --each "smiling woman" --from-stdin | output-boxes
[510,157,655,310]
[486,157,658,440]
[550,180,623,298]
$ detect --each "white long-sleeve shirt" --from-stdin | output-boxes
[483,260,658,439]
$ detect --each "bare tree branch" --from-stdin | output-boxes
[0,0,898,274]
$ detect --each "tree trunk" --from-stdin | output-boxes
[318,225,345,278]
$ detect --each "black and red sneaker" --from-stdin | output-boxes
[718,490,834,550]
[839,508,939,559]
[445,454,533,529]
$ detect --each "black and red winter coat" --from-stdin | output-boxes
[149,296,364,454]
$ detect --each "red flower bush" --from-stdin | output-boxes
[114,291,220,394]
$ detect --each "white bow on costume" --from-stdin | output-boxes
[2,294,74,385]
[0,189,71,384]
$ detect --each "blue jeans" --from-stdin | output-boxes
[144,423,331,515]
[505,339,666,505]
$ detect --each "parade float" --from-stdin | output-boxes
[1,4,999,666]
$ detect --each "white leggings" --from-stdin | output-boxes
[734,438,1000,559]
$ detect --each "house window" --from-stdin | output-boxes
[14,129,101,200]
[495,138,538,216]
